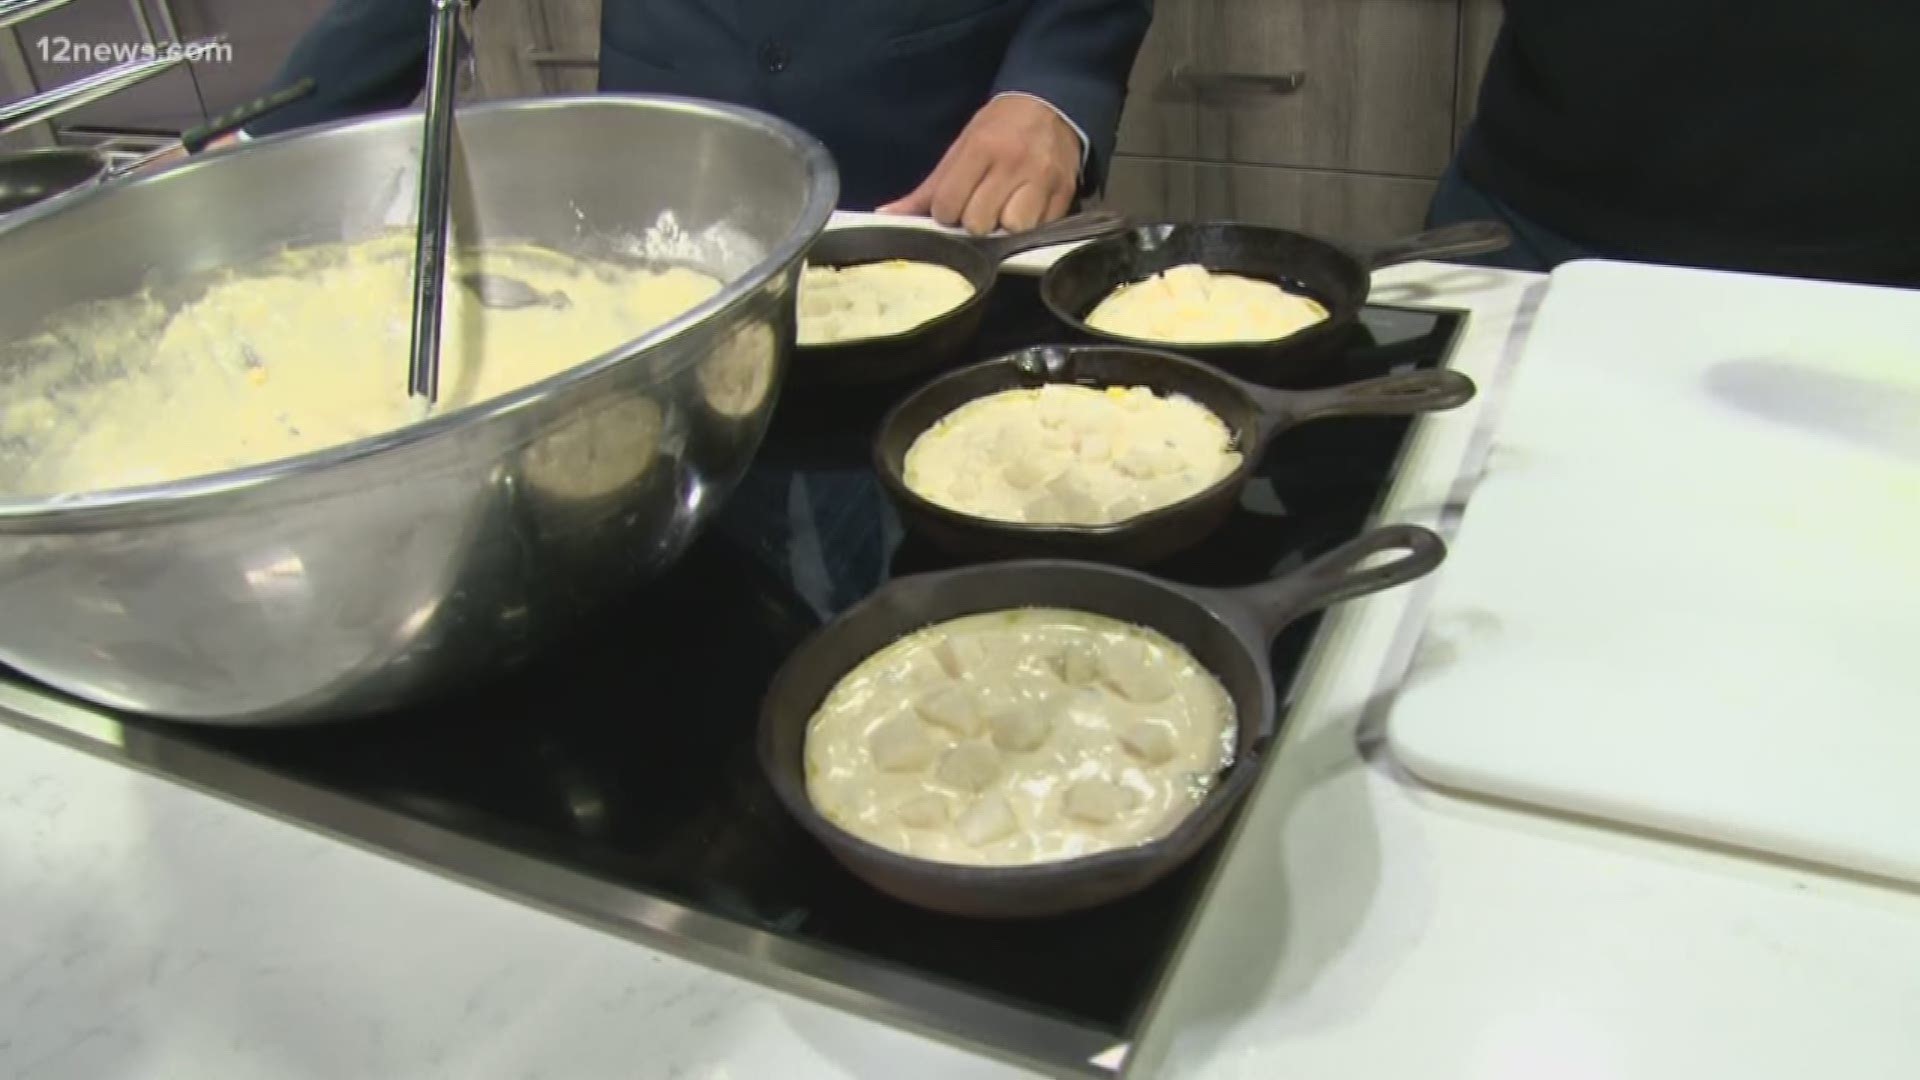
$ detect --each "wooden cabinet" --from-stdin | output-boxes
[1116,0,1460,178]
[472,0,601,99]
[1107,0,1498,243]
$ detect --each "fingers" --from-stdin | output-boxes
[928,142,992,227]
[887,96,1081,231]
[1043,181,1074,226]
[961,167,1021,235]
[1000,182,1048,233]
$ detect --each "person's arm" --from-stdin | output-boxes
[241,0,434,139]
[879,0,1151,234]
[992,0,1150,196]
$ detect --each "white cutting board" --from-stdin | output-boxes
[1388,259,1920,884]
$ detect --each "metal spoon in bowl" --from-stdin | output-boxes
[404,0,470,406]
[460,271,571,311]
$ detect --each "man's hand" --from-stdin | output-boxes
[877,94,1080,235]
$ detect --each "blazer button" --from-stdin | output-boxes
[759,41,790,74]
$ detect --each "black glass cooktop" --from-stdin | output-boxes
[0,277,1463,1077]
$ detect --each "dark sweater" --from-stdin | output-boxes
[1461,2,1920,287]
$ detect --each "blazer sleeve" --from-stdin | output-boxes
[991,0,1152,193]
[242,0,433,138]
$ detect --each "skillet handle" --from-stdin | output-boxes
[1245,369,1477,444]
[1211,524,1447,641]
[971,208,1130,264]
[1357,220,1512,270]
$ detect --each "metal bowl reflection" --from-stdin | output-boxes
[0,95,837,725]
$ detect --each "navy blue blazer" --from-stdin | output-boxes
[246,1,1150,209]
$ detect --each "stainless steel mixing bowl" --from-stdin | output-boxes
[0,95,838,725]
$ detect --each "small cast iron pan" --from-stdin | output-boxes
[1038,219,1511,385]
[757,522,1445,919]
[872,344,1475,565]
[791,209,1131,388]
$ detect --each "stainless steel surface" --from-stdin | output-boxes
[0,0,83,31]
[0,95,838,725]
[408,0,468,404]
[0,687,1127,1078]
[0,39,210,133]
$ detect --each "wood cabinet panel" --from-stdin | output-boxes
[1116,0,1459,178]
[473,0,601,100]
[1100,153,1436,245]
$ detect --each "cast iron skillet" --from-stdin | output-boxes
[873,344,1475,565]
[0,149,104,216]
[1038,219,1512,385]
[757,522,1445,918]
[791,208,1131,388]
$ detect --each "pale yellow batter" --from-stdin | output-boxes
[903,384,1242,525]
[1086,263,1329,344]
[797,259,974,345]
[0,231,722,496]
[804,608,1236,867]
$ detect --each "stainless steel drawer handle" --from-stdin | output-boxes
[1169,65,1306,99]
[525,49,598,67]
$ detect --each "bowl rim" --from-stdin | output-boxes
[0,93,839,523]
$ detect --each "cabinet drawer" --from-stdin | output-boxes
[1117,0,1459,178]
[1100,154,1436,246]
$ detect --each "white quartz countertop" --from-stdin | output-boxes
[6,227,1919,1079]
